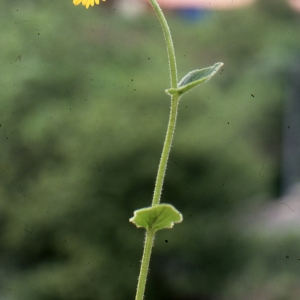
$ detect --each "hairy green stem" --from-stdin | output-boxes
[152,93,179,206]
[134,1,180,300]
[149,0,178,88]
[134,229,155,300]
[149,0,179,206]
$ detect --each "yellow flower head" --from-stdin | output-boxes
[73,0,106,9]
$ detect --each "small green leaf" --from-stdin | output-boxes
[166,62,223,96]
[129,204,183,232]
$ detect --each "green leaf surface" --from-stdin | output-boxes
[166,62,224,96]
[129,204,183,232]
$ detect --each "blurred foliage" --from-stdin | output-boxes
[0,0,300,299]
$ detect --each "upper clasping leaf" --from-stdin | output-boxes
[166,62,224,96]
[130,203,183,232]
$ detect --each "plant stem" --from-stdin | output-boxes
[149,0,178,88]
[152,93,179,206]
[134,229,155,300]
[149,0,179,206]
[134,1,180,300]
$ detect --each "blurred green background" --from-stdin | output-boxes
[1,0,300,299]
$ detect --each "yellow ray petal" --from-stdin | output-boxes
[73,0,104,9]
